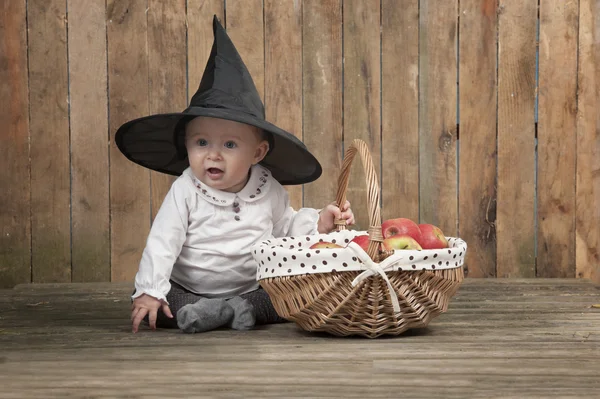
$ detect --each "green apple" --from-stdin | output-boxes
[382,235,422,251]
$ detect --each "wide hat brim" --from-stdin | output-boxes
[115,107,322,186]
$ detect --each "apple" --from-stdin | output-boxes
[418,224,449,249]
[381,217,422,242]
[349,234,370,252]
[382,235,423,251]
[309,241,343,249]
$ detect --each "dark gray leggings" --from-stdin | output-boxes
[143,280,288,329]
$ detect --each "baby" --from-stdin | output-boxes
[115,16,353,333]
[130,116,354,333]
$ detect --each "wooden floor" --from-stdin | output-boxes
[1,278,599,398]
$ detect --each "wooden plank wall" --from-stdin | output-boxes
[496,1,537,279]
[0,0,598,288]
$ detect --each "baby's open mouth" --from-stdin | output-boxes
[207,167,224,177]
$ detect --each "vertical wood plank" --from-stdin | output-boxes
[148,0,186,220]
[381,0,419,223]
[68,0,110,282]
[496,1,537,277]
[302,0,343,210]
[576,0,599,282]
[537,0,578,277]
[418,0,458,235]
[186,1,224,103]
[107,0,151,282]
[265,0,303,209]
[343,0,381,231]
[458,0,498,278]
[28,0,71,283]
[225,0,264,101]
[0,0,31,288]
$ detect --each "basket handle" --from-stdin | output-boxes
[334,139,386,262]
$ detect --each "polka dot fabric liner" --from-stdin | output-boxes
[253,230,467,281]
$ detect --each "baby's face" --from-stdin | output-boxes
[185,117,269,193]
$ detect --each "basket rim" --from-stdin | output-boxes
[253,230,466,282]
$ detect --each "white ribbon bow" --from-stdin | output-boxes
[346,242,402,314]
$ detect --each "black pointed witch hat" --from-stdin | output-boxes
[115,15,321,185]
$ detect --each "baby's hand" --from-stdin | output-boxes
[317,200,355,234]
[131,293,173,333]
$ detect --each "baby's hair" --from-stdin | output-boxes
[174,116,195,160]
[255,127,274,153]
[258,128,275,155]
[243,125,275,155]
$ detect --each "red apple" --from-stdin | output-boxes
[349,234,370,252]
[418,224,449,249]
[381,217,422,242]
[382,235,423,251]
[310,241,343,249]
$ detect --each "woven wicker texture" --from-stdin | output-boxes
[260,139,465,338]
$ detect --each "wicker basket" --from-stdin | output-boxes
[252,139,466,338]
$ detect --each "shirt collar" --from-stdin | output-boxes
[186,165,272,206]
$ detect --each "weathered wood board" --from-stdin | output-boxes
[1,279,598,398]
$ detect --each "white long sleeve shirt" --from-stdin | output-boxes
[132,164,319,302]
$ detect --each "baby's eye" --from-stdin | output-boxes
[197,139,208,146]
[224,141,237,149]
